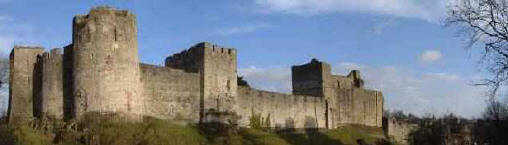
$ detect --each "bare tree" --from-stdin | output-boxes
[0,58,8,117]
[447,0,508,92]
[447,1,508,144]
[447,0,508,115]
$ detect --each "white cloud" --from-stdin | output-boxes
[239,62,487,118]
[419,50,443,62]
[0,36,13,56]
[217,23,273,35]
[0,16,8,22]
[239,66,292,92]
[255,0,448,21]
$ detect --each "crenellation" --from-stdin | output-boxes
[8,8,383,129]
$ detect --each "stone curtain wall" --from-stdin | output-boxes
[40,49,64,119]
[330,88,383,127]
[292,59,383,128]
[385,118,418,144]
[7,7,384,129]
[140,64,201,122]
[8,47,44,122]
[71,7,143,119]
[237,87,327,129]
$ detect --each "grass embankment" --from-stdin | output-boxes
[0,116,390,145]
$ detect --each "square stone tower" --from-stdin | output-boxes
[291,58,333,98]
[166,42,238,123]
[8,46,45,123]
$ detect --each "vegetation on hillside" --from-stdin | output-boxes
[386,107,508,145]
[0,113,392,145]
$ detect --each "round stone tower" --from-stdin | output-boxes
[71,7,143,120]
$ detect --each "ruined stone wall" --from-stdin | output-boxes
[8,46,45,122]
[329,75,354,89]
[140,64,201,122]
[326,71,382,127]
[237,87,327,129]
[292,59,383,128]
[165,46,203,73]
[71,7,143,119]
[7,7,385,129]
[329,88,383,127]
[291,59,330,97]
[39,48,64,119]
[384,118,418,145]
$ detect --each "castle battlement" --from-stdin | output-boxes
[192,42,237,56]
[41,48,63,59]
[8,8,383,128]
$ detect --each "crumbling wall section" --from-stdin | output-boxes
[40,48,64,119]
[140,64,201,122]
[291,59,330,97]
[237,87,327,129]
[8,46,45,122]
[330,88,383,127]
[384,118,418,145]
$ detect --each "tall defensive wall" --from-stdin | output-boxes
[39,48,64,119]
[7,7,383,128]
[71,7,143,119]
[291,59,383,127]
[8,46,45,122]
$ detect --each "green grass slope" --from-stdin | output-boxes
[0,116,392,145]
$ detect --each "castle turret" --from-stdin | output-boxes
[71,7,143,119]
[8,46,45,123]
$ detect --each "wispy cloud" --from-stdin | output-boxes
[217,23,273,36]
[419,50,443,62]
[239,62,487,118]
[239,66,292,92]
[254,0,448,22]
[0,15,11,22]
[334,62,486,118]
[0,36,14,55]
[0,14,42,56]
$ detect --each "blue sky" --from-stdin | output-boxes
[0,0,496,118]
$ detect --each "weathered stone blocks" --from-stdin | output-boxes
[7,7,383,129]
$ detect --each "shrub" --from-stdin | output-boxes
[0,123,52,145]
[249,112,263,129]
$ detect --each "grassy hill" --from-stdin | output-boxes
[0,115,392,145]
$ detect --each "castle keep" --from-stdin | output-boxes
[7,7,383,128]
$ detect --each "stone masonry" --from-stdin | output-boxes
[7,7,383,128]
[8,46,44,122]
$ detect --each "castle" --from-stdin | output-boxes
[7,7,383,129]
